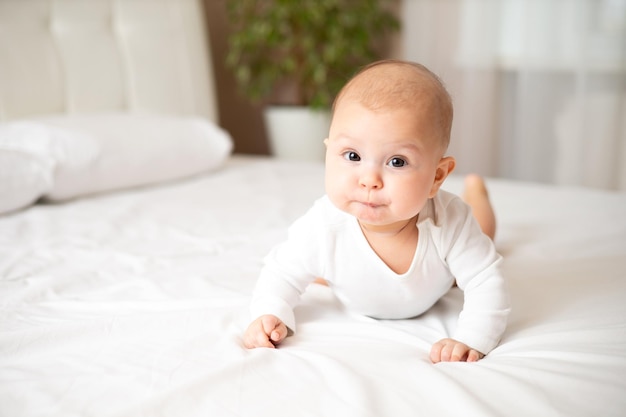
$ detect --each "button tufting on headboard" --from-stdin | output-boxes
[0,0,218,122]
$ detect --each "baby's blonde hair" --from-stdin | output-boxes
[332,60,453,150]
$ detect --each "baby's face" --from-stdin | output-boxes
[325,99,448,231]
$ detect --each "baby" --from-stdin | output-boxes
[244,60,510,362]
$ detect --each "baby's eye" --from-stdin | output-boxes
[388,157,407,168]
[343,151,361,162]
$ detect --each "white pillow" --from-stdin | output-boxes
[0,149,52,214]
[0,122,99,214]
[34,113,233,201]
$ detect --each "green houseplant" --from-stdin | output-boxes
[225,0,400,160]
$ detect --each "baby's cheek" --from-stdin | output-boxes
[326,183,346,207]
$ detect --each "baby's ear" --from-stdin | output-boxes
[429,156,456,198]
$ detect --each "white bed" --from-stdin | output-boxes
[1,1,625,416]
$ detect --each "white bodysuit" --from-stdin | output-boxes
[250,190,510,354]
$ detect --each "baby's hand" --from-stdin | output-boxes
[430,338,484,363]
[243,315,288,349]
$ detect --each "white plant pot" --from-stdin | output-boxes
[264,106,330,161]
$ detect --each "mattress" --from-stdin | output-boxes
[1,155,625,417]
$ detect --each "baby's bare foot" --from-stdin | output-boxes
[463,174,489,200]
[313,277,328,286]
[463,174,496,240]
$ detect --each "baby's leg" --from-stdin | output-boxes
[462,174,496,240]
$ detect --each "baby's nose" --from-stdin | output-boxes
[359,168,383,189]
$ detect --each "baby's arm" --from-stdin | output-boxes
[243,315,288,349]
[437,196,509,360]
[430,338,484,363]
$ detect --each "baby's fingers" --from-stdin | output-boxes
[244,317,277,349]
[449,342,470,361]
[243,327,275,349]
[466,349,484,362]
[269,323,287,344]
[430,339,447,363]
[262,316,287,345]
[430,338,460,362]
[430,338,483,363]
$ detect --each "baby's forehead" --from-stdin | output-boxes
[337,64,445,113]
[333,61,453,151]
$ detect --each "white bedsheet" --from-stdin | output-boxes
[1,156,625,417]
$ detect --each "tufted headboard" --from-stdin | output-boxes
[0,0,218,122]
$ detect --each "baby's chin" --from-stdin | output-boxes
[348,205,399,228]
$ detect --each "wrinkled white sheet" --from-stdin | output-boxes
[1,156,625,417]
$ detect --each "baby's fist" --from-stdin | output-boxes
[243,315,288,349]
[430,338,484,363]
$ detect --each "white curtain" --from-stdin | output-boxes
[401,0,626,190]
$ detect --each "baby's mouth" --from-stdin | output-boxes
[360,201,381,208]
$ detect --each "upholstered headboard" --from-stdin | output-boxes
[0,0,218,122]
